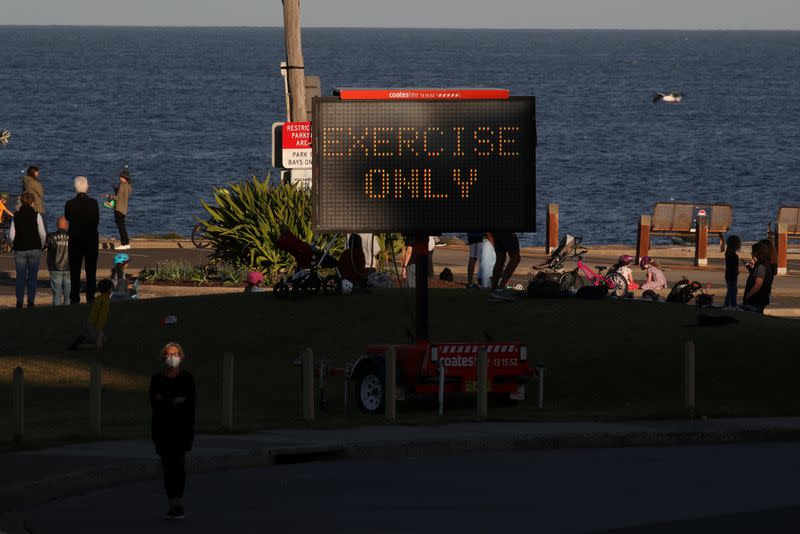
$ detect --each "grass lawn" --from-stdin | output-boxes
[1,289,798,451]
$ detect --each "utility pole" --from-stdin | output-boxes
[282,0,307,122]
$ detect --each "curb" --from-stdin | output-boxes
[3,428,800,517]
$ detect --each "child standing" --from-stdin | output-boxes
[639,256,667,290]
[46,216,71,305]
[724,235,741,307]
[113,167,133,250]
[68,279,114,349]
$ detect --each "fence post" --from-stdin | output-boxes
[477,347,488,421]
[89,363,102,437]
[437,361,446,417]
[222,352,234,430]
[537,363,545,409]
[385,347,397,422]
[777,223,788,276]
[546,204,559,254]
[694,215,708,267]
[684,341,696,418]
[12,366,24,444]
[635,215,651,264]
[302,348,315,422]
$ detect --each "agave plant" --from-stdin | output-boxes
[199,176,343,277]
[0,130,10,146]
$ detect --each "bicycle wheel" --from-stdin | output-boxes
[606,272,628,297]
[559,271,584,292]
[191,223,211,249]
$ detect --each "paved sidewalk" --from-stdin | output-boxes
[3,417,800,526]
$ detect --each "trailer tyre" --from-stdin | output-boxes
[355,371,385,413]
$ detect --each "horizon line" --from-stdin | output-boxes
[1,24,800,32]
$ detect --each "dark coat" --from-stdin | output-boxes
[64,193,99,243]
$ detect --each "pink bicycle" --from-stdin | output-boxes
[558,248,628,297]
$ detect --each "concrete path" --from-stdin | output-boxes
[4,417,800,529]
[15,443,800,533]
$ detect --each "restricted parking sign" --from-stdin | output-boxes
[311,96,536,233]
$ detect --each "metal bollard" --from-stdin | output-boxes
[537,363,545,409]
[437,361,446,417]
[385,347,397,422]
[684,341,696,418]
[477,347,488,420]
[221,352,235,430]
[302,348,315,422]
[12,366,24,444]
[89,363,102,437]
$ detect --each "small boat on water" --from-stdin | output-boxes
[653,91,684,103]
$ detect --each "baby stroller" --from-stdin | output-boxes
[531,234,580,279]
[273,231,340,298]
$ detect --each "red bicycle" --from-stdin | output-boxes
[559,248,628,297]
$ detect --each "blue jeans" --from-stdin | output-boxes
[724,280,738,307]
[50,270,71,306]
[14,249,42,306]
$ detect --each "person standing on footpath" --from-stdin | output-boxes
[22,165,45,217]
[113,167,133,250]
[9,192,46,308]
[65,176,100,304]
[149,342,196,520]
[46,216,71,306]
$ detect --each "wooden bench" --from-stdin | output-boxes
[650,202,733,251]
[768,206,800,242]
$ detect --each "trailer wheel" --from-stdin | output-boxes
[356,372,385,413]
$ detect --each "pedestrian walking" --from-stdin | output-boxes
[113,167,133,249]
[22,165,45,216]
[9,191,46,308]
[46,216,71,306]
[65,176,100,304]
[149,342,196,520]
[488,231,521,291]
[466,232,484,288]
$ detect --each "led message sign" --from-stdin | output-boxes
[312,97,536,233]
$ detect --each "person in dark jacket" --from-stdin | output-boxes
[65,176,100,304]
[9,192,46,308]
[149,342,196,520]
[46,216,71,306]
[742,241,775,314]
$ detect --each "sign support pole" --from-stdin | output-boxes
[282,0,307,122]
[414,237,429,344]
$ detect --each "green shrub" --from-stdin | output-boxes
[198,177,343,277]
[138,260,247,286]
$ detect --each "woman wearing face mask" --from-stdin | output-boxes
[149,342,196,520]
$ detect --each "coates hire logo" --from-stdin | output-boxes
[440,355,477,367]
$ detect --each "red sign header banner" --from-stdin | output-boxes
[334,88,510,100]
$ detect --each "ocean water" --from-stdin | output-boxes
[1,27,799,245]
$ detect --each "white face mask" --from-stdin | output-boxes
[165,356,181,369]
